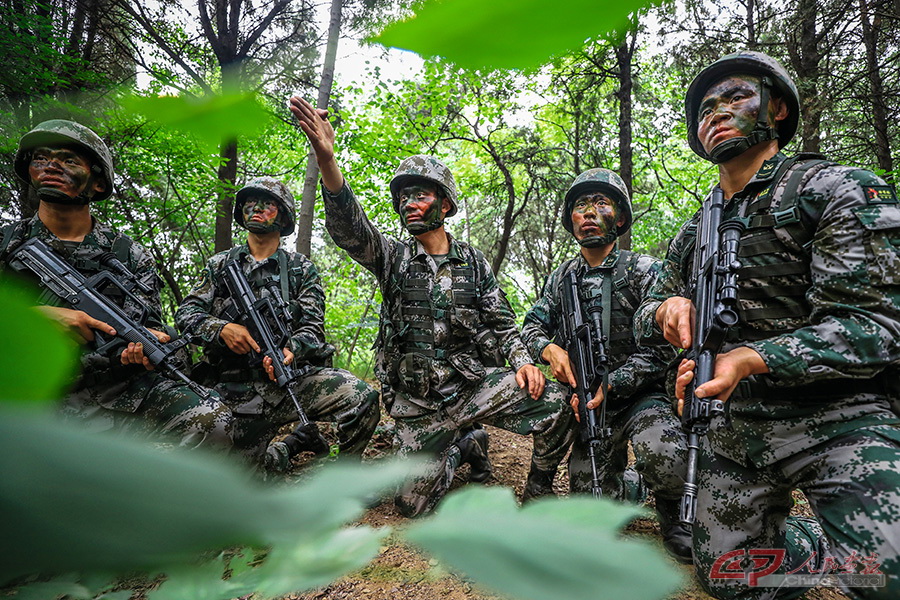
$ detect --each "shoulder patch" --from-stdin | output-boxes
[863,185,897,205]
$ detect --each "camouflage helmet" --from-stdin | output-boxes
[14,119,115,201]
[389,155,459,218]
[562,168,632,236]
[685,50,800,163]
[234,176,296,236]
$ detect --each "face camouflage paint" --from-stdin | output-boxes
[241,195,281,233]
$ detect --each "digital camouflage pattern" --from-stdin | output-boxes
[685,51,800,163]
[635,153,900,598]
[322,182,574,516]
[561,168,633,236]
[233,176,297,236]
[389,155,459,217]
[0,214,232,447]
[175,244,379,464]
[521,249,686,501]
[14,120,115,201]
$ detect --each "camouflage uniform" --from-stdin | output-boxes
[321,180,574,517]
[0,215,233,447]
[636,155,900,596]
[522,248,687,502]
[175,243,380,465]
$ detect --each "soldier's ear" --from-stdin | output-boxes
[771,97,789,125]
[441,198,451,216]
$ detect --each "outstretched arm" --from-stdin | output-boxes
[289,97,344,193]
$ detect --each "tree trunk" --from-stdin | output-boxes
[746,0,757,48]
[615,36,634,251]
[858,0,893,176]
[296,0,343,256]
[214,140,237,252]
[794,0,822,153]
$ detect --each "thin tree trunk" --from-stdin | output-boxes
[859,0,893,176]
[796,0,822,153]
[214,140,237,252]
[616,36,634,251]
[297,0,343,256]
[746,0,757,48]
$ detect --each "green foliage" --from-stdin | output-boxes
[0,280,77,404]
[373,0,657,70]
[406,487,682,600]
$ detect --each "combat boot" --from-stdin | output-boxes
[264,440,292,472]
[655,497,694,564]
[521,460,557,502]
[456,428,492,483]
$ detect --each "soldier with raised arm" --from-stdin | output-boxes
[290,97,574,515]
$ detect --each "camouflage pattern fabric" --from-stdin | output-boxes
[0,214,232,448]
[635,153,900,598]
[321,182,574,516]
[522,249,686,501]
[175,243,378,464]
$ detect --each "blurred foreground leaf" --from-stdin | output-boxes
[0,409,418,585]
[0,280,78,405]
[405,486,681,600]
[119,93,272,152]
[372,0,655,70]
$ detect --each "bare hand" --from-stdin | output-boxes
[541,343,576,387]
[515,364,546,401]
[120,328,170,371]
[220,323,261,355]
[655,296,695,349]
[674,347,769,415]
[289,97,336,162]
[569,386,611,422]
[38,306,116,343]
[263,347,295,382]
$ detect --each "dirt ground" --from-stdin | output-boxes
[281,421,851,600]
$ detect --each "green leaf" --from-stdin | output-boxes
[371,0,655,70]
[118,92,273,152]
[0,280,78,405]
[9,576,92,600]
[0,410,419,583]
[404,486,681,600]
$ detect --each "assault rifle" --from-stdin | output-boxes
[8,237,214,401]
[221,259,328,455]
[680,186,744,525]
[560,269,611,499]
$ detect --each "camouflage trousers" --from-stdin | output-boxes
[392,367,574,517]
[61,371,233,449]
[215,366,380,465]
[568,392,687,502]
[694,422,900,600]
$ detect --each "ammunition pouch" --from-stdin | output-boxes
[396,352,432,397]
[474,328,505,367]
[447,346,487,382]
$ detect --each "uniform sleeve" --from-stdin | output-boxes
[322,182,395,279]
[634,219,696,346]
[746,167,900,385]
[521,270,561,363]
[474,251,532,371]
[609,255,678,398]
[174,256,230,345]
[286,258,332,362]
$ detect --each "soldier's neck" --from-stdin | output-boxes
[580,242,616,268]
[247,232,281,260]
[38,201,92,242]
[416,226,450,256]
[716,141,779,199]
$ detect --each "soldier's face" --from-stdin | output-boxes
[398,183,447,229]
[697,75,768,153]
[28,145,104,200]
[242,195,280,232]
[571,192,622,242]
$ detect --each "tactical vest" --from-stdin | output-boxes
[558,250,643,368]
[679,155,835,343]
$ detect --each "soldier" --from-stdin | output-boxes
[290,96,575,516]
[521,168,692,563]
[0,120,232,447]
[175,177,380,470]
[635,51,900,598]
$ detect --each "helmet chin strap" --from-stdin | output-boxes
[37,187,92,206]
[577,231,617,248]
[709,75,778,164]
[406,218,444,235]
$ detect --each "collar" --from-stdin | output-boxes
[738,152,788,197]
[27,213,111,250]
[409,233,467,264]
[574,245,620,273]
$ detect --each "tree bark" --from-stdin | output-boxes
[794,0,822,153]
[615,35,635,251]
[858,0,893,176]
[297,0,343,256]
[214,139,237,252]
